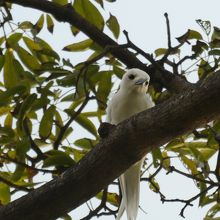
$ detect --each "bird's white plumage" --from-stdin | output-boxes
[106,68,154,220]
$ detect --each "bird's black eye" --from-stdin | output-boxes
[128,74,135,80]
[145,81,149,86]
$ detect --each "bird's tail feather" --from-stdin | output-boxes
[116,159,143,220]
[115,198,125,220]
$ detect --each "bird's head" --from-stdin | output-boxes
[120,68,150,94]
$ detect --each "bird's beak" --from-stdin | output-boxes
[135,78,148,85]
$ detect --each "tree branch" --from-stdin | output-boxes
[0,70,220,220]
[4,0,192,92]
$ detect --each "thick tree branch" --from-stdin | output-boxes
[4,0,191,92]
[0,70,220,220]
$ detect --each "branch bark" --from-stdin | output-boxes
[0,70,220,220]
[4,0,191,92]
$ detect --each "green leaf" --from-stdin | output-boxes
[63,39,93,52]
[96,71,113,110]
[3,49,20,88]
[73,0,104,30]
[0,106,11,116]
[7,33,23,48]
[34,14,44,34]
[52,0,68,5]
[19,21,33,30]
[17,94,37,135]
[154,48,167,57]
[176,29,203,43]
[0,85,26,107]
[181,155,198,175]
[106,13,120,39]
[192,40,208,55]
[113,65,125,79]
[96,191,119,207]
[39,105,56,138]
[149,177,160,193]
[0,182,10,205]
[154,48,180,57]
[4,112,13,127]
[46,14,54,33]
[208,49,220,56]
[211,26,220,41]
[43,150,75,167]
[74,138,97,149]
[0,55,4,72]
[75,113,97,137]
[15,46,41,72]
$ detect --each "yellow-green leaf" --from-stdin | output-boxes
[7,33,23,48]
[4,49,20,88]
[63,39,93,52]
[43,150,75,167]
[34,14,44,34]
[74,0,104,30]
[52,0,68,5]
[46,14,54,33]
[75,113,97,137]
[0,182,10,204]
[106,13,120,39]
[96,191,119,206]
[39,105,56,138]
[16,46,41,72]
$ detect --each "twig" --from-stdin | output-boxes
[0,175,32,192]
[53,95,94,150]
[162,185,214,218]
[80,188,108,220]
[23,118,46,161]
[168,166,218,186]
[0,154,55,174]
[164,13,172,48]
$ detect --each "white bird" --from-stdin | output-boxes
[106,68,154,220]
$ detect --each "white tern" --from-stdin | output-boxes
[106,68,154,220]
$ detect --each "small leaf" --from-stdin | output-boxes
[39,105,56,139]
[7,33,23,48]
[34,14,44,34]
[209,49,220,56]
[46,14,54,33]
[19,21,33,30]
[176,29,203,43]
[192,40,208,55]
[149,177,160,193]
[106,13,120,39]
[52,0,68,5]
[96,71,113,110]
[0,85,26,107]
[211,26,220,41]
[96,191,119,207]
[74,138,97,149]
[16,46,41,72]
[0,182,10,204]
[17,94,37,135]
[154,48,167,57]
[63,39,93,52]
[75,113,97,137]
[43,150,75,167]
[74,0,104,30]
[4,49,20,88]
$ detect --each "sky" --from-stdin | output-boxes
[3,0,220,219]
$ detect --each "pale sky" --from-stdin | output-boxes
[5,0,220,219]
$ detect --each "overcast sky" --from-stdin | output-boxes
[8,0,220,219]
